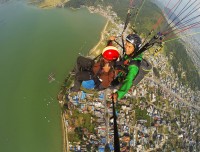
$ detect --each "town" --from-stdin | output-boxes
[57,4,200,152]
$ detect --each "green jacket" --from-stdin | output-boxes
[117,53,143,100]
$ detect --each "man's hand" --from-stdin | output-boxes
[111,93,118,103]
[110,36,116,41]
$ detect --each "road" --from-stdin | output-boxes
[145,77,200,111]
[104,89,110,143]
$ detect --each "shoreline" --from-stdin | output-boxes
[61,112,67,152]
[30,0,69,9]
[59,9,110,152]
[89,19,109,56]
[60,20,109,152]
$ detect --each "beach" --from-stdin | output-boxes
[57,4,127,151]
[29,0,70,8]
[60,15,110,152]
[89,19,109,56]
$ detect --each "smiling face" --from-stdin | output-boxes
[125,41,135,55]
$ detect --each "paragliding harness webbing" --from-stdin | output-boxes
[134,34,164,58]
[112,97,120,152]
[71,55,102,91]
[77,55,116,90]
[132,58,152,85]
[113,56,152,86]
[120,0,136,55]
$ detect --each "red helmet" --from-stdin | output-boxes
[102,46,120,61]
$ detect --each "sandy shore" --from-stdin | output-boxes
[56,6,110,152]
[89,19,109,56]
[60,20,109,152]
[61,112,67,152]
[30,0,69,8]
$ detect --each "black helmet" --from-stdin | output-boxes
[126,34,142,51]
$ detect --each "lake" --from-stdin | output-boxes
[0,1,106,151]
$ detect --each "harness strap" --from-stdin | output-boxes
[129,60,141,67]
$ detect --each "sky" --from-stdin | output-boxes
[153,0,200,67]
[153,0,200,34]
[155,0,200,16]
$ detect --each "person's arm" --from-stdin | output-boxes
[107,36,116,46]
[116,65,139,100]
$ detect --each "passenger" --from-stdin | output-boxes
[109,34,148,102]
[70,46,120,92]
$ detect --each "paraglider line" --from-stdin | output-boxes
[163,31,200,43]
[134,0,146,25]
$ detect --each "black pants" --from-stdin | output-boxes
[72,56,94,91]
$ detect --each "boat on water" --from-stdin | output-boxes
[48,72,55,83]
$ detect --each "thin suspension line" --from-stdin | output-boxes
[174,0,192,18]
[176,16,200,29]
[164,21,200,37]
[175,1,200,26]
[141,0,173,46]
[152,0,181,33]
[165,0,182,18]
[175,22,200,34]
[134,0,146,25]
[150,0,173,32]
[164,0,200,33]
[165,13,200,34]
[168,0,183,22]
[173,15,200,29]
[163,32,200,61]
[167,0,193,27]
[163,15,200,35]
[164,31,200,43]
